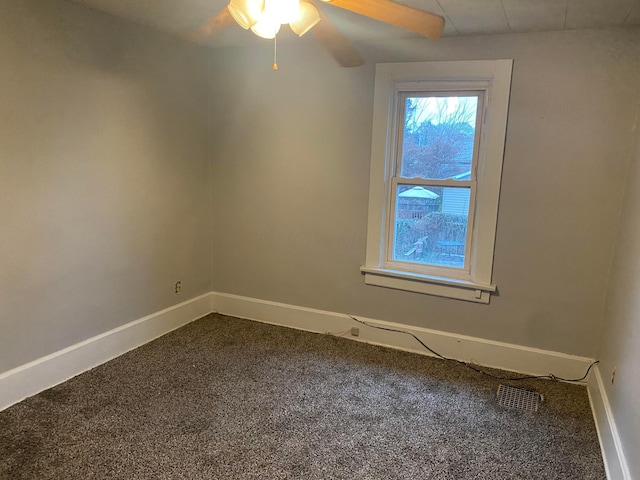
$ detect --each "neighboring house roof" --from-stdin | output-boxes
[451,170,471,181]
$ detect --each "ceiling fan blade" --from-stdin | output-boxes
[311,6,364,68]
[324,0,444,40]
[184,7,235,43]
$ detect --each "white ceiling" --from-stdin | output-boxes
[68,0,640,47]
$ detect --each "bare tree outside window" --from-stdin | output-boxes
[401,96,477,180]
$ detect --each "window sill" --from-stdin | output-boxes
[360,267,496,304]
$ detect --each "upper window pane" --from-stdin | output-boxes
[400,95,479,180]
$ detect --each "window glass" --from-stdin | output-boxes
[392,185,470,269]
[400,96,479,180]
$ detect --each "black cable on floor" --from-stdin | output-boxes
[347,314,599,383]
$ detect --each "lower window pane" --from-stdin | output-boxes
[392,185,470,269]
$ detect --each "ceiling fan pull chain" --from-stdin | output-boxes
[273,33,278,71]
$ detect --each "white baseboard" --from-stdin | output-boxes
[0,292,213,412]
[1,290,599,418]
[211,292,595,381]
[588,366,631,480]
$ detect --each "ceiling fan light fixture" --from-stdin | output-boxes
[228,0,265,29]
[250,12,282,39]
[290,1,320,37]
[264,0,301,25]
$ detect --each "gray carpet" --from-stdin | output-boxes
[0,313,605,479]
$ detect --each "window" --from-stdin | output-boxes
[361,60,513,304]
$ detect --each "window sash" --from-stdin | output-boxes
[385,178,477,280]
[384,90,484,280]
[394,91,485,182]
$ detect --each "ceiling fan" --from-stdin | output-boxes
[187,0,445,68]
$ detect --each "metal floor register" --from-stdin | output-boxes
[497,384,544,412]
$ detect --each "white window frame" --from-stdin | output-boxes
[361,60,513,304]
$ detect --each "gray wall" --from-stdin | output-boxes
[597,105,640,478]
[209,28,640,357]
[0,0,211,372]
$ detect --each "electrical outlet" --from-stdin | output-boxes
[175,281,182,294]
[350,327,360,337]
[611,367,616,385]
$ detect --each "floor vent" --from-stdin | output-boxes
[497,385,543,412]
